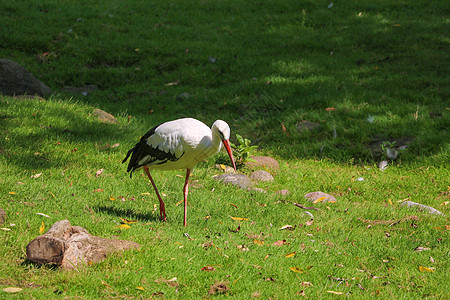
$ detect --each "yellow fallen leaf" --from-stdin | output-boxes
[388,199,393,205]
[49,191,56,198]
[232,276,241,285]
[141,192,151,195]
[3,287,23,293]
[327,291,344,295]
[313,196,327,204]
[39,221,45,234]
[289,267,304,273]
[203,216,211,219]
[176,200,183,206]
[419,266,435,272]
[115,224,131,230]
[120,218,137,224]
[285,252,296,258]
[136,286,145,291]
[253,239,264,246]
[110,197,115,201]
[219,164,226,171]
[231,217,248,221]
[8,192,16,195]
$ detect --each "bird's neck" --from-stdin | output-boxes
[210,132,222,154]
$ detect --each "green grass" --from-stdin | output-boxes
[0,0,449,298]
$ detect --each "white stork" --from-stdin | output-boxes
[122,118,236,227]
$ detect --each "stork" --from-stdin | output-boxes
[122,118,236,227]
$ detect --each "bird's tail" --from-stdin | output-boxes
[122,146,138,178]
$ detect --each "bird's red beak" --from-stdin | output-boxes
[222,139,237,171]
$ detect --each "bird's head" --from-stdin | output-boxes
[212,120,237,171]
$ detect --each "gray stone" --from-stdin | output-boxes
[296,120,321,133]
[214,164,236,173]
[176,92,191,100]
[249,170,274,182]
[213,173,252,189]
[92,109,118,124]
[400,201,445,216]
[245,156,279,171]
[0,207,6,225]
[305,191,337,203]
[0,59,51,97]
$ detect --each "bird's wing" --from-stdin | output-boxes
[122,123,184,175]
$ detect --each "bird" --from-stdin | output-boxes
[122,118,237,227]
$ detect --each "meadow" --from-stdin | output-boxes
[0,0,448,298]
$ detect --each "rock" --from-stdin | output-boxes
[213,173,252,189]
[245,156,279,171]
[296,120,321,133]
[276,189,291,196]
[62,84,98,95]
[400,201,445,216]
[0,59,52,97]
[305,191,337,203]
[249,170,274,182]
[214,164,236,173]
[176,92,191,100]
[379,160,389,171]
[92,109,118,124]
[0,207,6,225]
[26,220,140,270]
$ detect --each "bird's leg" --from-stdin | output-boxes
[143,165,166,221]
[183,169,191,227]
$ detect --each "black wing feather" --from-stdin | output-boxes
[122,123,182,178]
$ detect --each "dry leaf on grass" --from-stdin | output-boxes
[285,252,296,258]
[273,240,287,246]
[279,225,294,230]
[300,281,313,287]
[120,218,137,224]
[327,290,344,295]
[208,281,229,295]
[419,266,435,272]
[231,217,248,221]
[289,267,304,273]
[253,239,264,246]
[115,224,130,230]
[39,221,45,234]
[3,287,23,293]
[201,266,216,271]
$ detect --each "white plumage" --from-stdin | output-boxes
[123,118,236,226]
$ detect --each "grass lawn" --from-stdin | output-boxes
[0,0,449,298]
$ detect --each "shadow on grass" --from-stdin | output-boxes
[0,0,448,164]
[93,204,159,222]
